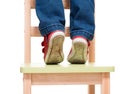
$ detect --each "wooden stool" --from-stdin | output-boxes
[20,0,115,94]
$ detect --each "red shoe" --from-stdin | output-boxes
[67,36,89,64]
[42,30,65,64]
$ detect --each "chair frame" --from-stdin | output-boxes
[22,0,114,94]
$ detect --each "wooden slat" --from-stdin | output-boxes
[31,73,102,85]
[88,85,95,94]
[101,73,110,94]
[31,27,70,37]
[31,27,40,37]
[62,0,70,9]
[31,0,70,9]
[31,0,35,9]
[89,37,95,63]
[23,74,31,94]
[24,0,31,64]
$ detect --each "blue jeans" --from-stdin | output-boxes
[36,0,95,40]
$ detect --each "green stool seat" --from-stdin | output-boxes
[20,64,114,73]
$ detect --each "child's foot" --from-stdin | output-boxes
[42,30,65,64]
[67,36,88,64]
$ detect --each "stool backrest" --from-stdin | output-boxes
[24,0,95,64]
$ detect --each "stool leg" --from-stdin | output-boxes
[23,74,31,94]
[88,85,95,94]
[101,73,110,94]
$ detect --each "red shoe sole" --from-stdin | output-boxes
[68,41,87,64]
[45,35,64,64]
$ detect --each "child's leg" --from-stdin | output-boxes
[68,0,95,64]
[70,0,95,40]
[36,0,65,36]
[36,0,65,64]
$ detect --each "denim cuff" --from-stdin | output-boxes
[70,30,94,40]
[39,24,65,36]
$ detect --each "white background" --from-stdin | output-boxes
[0,0,120,94]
